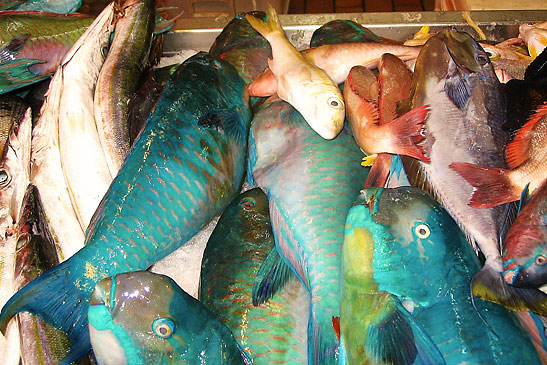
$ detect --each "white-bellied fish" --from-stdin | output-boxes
[245,5,345,140]
[0,96,31,365]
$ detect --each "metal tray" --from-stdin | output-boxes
[162,10,547,56]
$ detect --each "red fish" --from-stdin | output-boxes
[451,102,547,208]
[502,179,547,288]
[344,65,429,165]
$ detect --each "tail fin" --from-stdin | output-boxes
[472,262,547,316]
[449,162,520,208]
[245,4,283,39]
[0,262,91,364]
[384,104,430,162]
[364,153,393,188]
[310,315,340,365]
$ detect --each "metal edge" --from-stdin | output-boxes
[171,10,547,31]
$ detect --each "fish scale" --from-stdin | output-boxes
[248,96,368,363]
[0,52,252,364]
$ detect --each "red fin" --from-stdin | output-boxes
[332,316,340,342]
[449,162,520,208]
[506,102,547,169]
[383,104,429,162]
[248,68,277,97]
[365,153,393,189]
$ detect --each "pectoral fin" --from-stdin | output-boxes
[252,247,295,306]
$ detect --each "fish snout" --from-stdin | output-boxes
[510,262,547,288]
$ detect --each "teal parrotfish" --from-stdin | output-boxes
[0,52,252,364]
[200,187,309,364]
[88,271,247,364]
[341,186,540,364]
[247,95,369,364]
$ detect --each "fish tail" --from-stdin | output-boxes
[385,104,430,162]
[472,261,547,316]
[309,313,339,365]
[245,4,283,39]
[449,162,520,208]
[364,153,393,188]
[0,262,90,364]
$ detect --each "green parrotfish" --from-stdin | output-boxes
[341,186,540,364]
[88,271,247,364]
[247,96,369,364]
[200,188,309,364]
[0,52,252,364]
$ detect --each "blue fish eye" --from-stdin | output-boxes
[241,198,256,210]
[414,223,431,239]
[152,317,176,339]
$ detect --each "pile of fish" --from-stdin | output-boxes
[0,1,546,364]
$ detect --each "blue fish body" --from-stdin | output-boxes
[6,0,81,14]
[247,96,368,364]
[342,186,540,364]
[0,52,251,364]
[88,271,245,364]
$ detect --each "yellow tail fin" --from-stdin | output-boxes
[245,3,283,39]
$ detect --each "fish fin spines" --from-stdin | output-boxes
[384,104,430,162]
[364,298,445,365]
[505,102,547,169]
[449,162,519,208]
[252,247,295,306]
[472,263,547,316]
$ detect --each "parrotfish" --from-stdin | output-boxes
[245,5,345,140]
[0,10,93,94]
[341,186,540,364]
[88,271,246,364]
[209,11,271,87]
[247,96,368,363]
[309,20,384,48]
[0,52,252,364]
[451,101,547,208]
[1,0,81,14]
[200,188,309,364]
[502,179,547,288]
[401,29,547,314]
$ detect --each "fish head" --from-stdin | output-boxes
[345,187,472,304]
[294,81,345,140]
[88,271,184,364]
[236,187,270,228]
[503,229,547,288]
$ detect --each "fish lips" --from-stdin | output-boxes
[89,276,113,309]
[505,264,547,288]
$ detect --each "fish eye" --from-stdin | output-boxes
[152,317,175,339]
[485,51,493,57]
[477,54,488,66]
[535,255,547,266]
[327,97,342,108]
[0,168,11,188]
[16,232,30,251]
[240,197,256,210]
[415,223,430,239]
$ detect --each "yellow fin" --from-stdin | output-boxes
[245,3,283,38]
[361,154,377,167]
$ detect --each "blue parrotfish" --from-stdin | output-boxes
[200,188,309,364]
[88,271,247,364]
[0,52,252,364]
[247,95,369,364]
[341,186,540,364]
[0,0,81,14]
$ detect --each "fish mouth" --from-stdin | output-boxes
[442,29,481,73]
[89,276,113,309]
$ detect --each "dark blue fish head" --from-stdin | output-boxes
[351,186,478,305]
